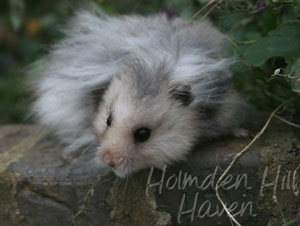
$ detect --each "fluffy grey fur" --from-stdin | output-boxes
[30,10,246,177]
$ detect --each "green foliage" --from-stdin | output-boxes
[0,0,69,123]
[0,75,29,123]
[0,0,300,123]
[244,22,300,66]
[211,0,300,110]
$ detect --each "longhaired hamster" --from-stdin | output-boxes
[31,9,248,177]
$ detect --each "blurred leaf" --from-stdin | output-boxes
[9,0,26,31]
[281,4,300,23]
[261,5,278,34]
[288,58,300,94]
[244,21,300,66]
[40,14,58,27]
[217,13,248,31]
[25,18,41,36]
[197,0,210,4]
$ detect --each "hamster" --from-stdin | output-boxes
[30,9,248,177]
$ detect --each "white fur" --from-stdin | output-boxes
[30,10,245,177]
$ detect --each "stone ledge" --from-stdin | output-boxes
[0,121,299,226]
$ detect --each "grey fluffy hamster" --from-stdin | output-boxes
[31,10,248,177]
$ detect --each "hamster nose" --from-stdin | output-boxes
[103,152,115,168]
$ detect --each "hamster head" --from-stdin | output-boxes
[93,62,199,177]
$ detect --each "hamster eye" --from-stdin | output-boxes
[134,128,151,143]
[106,114,112,127]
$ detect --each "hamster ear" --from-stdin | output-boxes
[169,83,195,106]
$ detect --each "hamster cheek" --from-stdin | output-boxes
[138,150,165,170]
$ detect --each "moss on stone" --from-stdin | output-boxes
[257,123,300,226]
[107,171,172,226]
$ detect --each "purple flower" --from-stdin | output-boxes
[270,0,280,12]
[256,0,266,10]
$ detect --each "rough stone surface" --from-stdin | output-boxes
[0,120,299,226]
[0,172,22,226]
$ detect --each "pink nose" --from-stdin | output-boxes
[103,152,115,168]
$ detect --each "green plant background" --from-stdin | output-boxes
[0,0,299,124]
